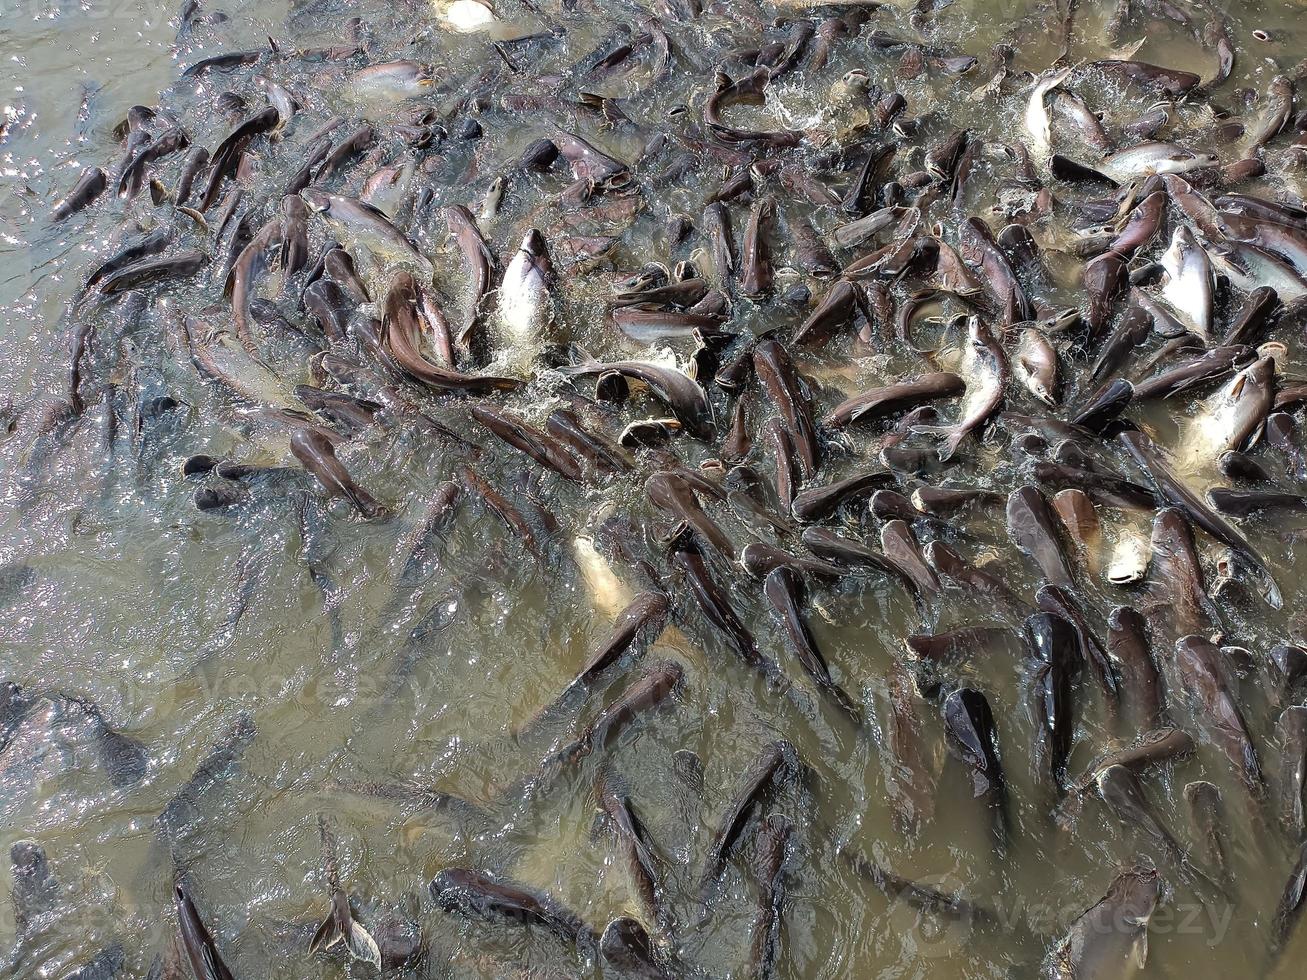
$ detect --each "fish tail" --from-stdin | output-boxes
[308,908,341,955]
[343,913,382,967]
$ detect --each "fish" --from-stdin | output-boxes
[157,713,256,845]
[594,767,671,933]
[1185,781,1232,888]
[1108,607,1164,731]
[918,316,1007,460]
[879,520,940,598]
[429,868,600,949]
[1145,508,1218,639]
[1024,66,1073,162]
[1024,612,1077,792]
[698,740,794,899]
[0,684,147,790]
[10,840,59,936]
[747,813,791,978]
[289,427,390,521]
[647,470,731,555]
[557,352,715,439]
[308,815,382,968]
[540,661,684,779]
[199,105,281,210]
[470,404,584,482]
[1046,867,1159,979]
[763,566,862,725]
[824,372,965,429]
[670,528,785,688]
[518,590,670,735]
[792,470,893,522]
[942,688,1008,848]
[175,883,236,980]
[740,195,774,297]
[1121,430,1282,609]
[753,340,820,479]
[1007,485,1075,588]
[381,272,523,393]
[924,540,1026,616]
[1279,706,1307,840]
[1037,585,1119,707]
[347,60,434,100]
[498,229,556,349]
[51,166,107,221]
[1180,355,1276,464]
[1015,327,1059,405]
[1175,634,1265,800]
[301,189,432,275]
[98,251,209,295]
[600,917,671,979]
[1271,841,1307,959]
[1157,226,1215,339]
[61,944,125,980]
[1096,765,1223,898]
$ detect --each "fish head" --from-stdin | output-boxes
[300,187,331,213]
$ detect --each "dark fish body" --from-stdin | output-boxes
[1095,764,1188,869]
[600,917,670,979]
[469,404,584,482]
[52,167,107,221]
[519,591,671,735]
[792,471,892,522]
[61,944,125,980]
[1006,485,1074,588]
[942,688,1008,847]
[1147,508,1217,638]
[1107,607,1163,731]
[290,427,390,521]
[429,868,599,948]
[10,840,59,934]
[1046,867,1159,979]
[801,526,915,595]
[1024,612,1077,791]
[1271,841,1307,958]
[595,768,669,932]
[824,373,964,429]
[1124,433,1275,611]
[175,885,236,980]
[1279,705,1307,839]
[753,339,819,478]
[924,540,1026,615]
[157,712,256,842]
[99,251,209,294]
[698,740,792,896]
[747,813,791,979]
[1068,728,1196,800]
[741,195,774,297]
[547,661,683,771]
[671,532,781,685]
[557,355,714,439]
[1185,781,1232,888]
[763,566,862,725]
[1175,634,1265,799]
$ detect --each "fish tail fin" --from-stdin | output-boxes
[308,908,341,955]
[907,423,964,461]
[938,428,967,461]
[343,914,382,967]
[311,895,382,968]
[1262,573,1284,610]
[554,344,600,374]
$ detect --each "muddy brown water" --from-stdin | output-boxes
[4,0,1307,976]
